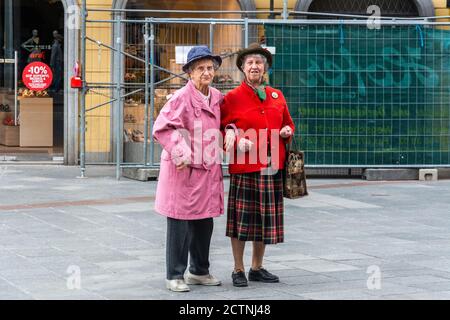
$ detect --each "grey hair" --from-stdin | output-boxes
[186,58,220,75]
[241,54,269,72]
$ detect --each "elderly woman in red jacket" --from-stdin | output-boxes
[221,43,295,287]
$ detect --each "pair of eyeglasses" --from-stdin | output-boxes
[194,66,215,73]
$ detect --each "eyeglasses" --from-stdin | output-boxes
[194,65,215,74]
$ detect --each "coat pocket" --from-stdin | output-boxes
[187,166,195,187]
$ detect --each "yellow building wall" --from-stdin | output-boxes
[84,0,113,155]
[433,0,447,8]
[252,0,297,19]
[433,0,450,30]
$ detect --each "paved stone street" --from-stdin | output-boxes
[1,165,450,300]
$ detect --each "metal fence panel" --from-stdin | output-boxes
[121,20,246,168]
[81,9,450,178]
[265,23,450,166]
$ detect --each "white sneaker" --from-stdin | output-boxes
[166,279,190,292]
[184,271,222,286]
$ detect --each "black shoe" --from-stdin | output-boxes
[248,268,279,283]
[232,271,248,287]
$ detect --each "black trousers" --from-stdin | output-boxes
[166,217,213,280]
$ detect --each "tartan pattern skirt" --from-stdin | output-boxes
[226,170,284,244]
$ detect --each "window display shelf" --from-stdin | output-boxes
[19,97,53,147]
[0,124,19,146]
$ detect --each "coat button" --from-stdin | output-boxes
[261,110,265,114]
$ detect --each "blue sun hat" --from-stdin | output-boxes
[182,46,222,73]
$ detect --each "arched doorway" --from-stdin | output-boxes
[113,0,256,14]
[113,0,255,159]
[123,0,245,87]
[294,0,435,17]
[117,0,256,87]
[112,0,257,93]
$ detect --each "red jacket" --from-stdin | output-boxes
[221,81,295,174]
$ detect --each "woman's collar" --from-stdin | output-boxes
[244,78,264,90]
[188,80,209,96]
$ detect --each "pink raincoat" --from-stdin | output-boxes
[152,80,224,220]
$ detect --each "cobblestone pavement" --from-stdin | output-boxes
[1,165,450,300]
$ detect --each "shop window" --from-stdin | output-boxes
[0,0,64,159]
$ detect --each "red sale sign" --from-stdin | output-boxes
[22,62,53,91]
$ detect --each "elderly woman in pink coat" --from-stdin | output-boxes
[152,46,224,292]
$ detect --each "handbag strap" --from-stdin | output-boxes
[286,134,299,153]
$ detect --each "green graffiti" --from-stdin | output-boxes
[306,45,439,96]
[266,25,450,165]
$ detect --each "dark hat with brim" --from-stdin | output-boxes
[236,43,273,72]
[182,46,222,73]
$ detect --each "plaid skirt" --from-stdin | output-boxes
[226,170,284,244]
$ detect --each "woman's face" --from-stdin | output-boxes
[189,59,215,88]
[243,55,265,84]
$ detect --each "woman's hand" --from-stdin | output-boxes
[238,138,253,152]
[176,162,189,170]
[224,129,236,152]
[280,126,293,138]
[174,156,190,170]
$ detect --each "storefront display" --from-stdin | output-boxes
[50,31,63,92]
[0,119,19,146]
[19,97,53,147]
[0,0,65,161]
[22,61,53,91]
[0,128,19,147]
[123,89,170,162]
[0,103,10,112]
[21,29,49,63]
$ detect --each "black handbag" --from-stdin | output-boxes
[283,140,308,199]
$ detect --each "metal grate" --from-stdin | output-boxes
[305,168,363,177]
[308,0,419,18]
